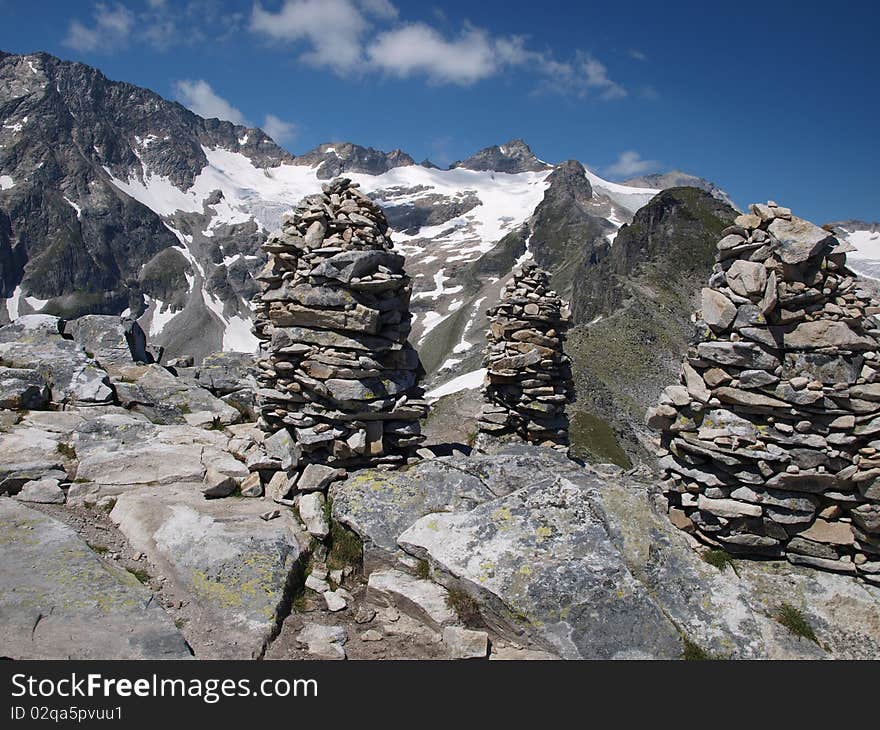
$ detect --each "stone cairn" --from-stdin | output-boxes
[477,261,575,451]
[250,177,429,502]
[647,201,880,584]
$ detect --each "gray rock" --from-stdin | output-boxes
[768,216,836,264]
[338,445,880,658]
[443,626,489,659]
[14,478,65,504]
[240,471,263,497]
[784,321,876,351]
[332,459,495,566]
[201,466,236,498]
[305,574,330,593]
[110,485,309,658]
[297,623,347,660]
[726,260,767,298]
[298,491,330,539]
[263,428,300,470]
[0,367,50,410]
[366,569,457,630]
[296,463,342,492]
[323,589,349,612]
[696,341,778,370]
[701,288,736,331]
[698,495,762,518]
[0,499,191,659]
[397,473,683,659]
[0,324,114,405]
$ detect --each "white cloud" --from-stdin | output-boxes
[366,23,501,85]
[628,48,647,61]
[173,79,297,144]
[530,51,627,100]
[250,0,369,71]
[173,79,249,125]
[262,114,297,144]
[358,0,398,19]
[250,1,625,96]
[605,150,660,178]
[64,2,134,52]
[582,55,627,100]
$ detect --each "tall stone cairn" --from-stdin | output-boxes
[647,201,880,584]
[477,261,575,451]
[251,177,429,501]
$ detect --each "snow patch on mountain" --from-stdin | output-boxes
[0,174,14,190]
[585,168,660,214]
[835,223,880,280]
[426,368,487,401]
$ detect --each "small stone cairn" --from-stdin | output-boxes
[250,177,429,501]
[647,201,880,583]
[477,261,575,451]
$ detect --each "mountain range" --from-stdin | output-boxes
[3,49,875,462]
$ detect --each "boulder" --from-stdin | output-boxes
[110,485,309,659]
[340,445,880,658]
[0,499,191,659]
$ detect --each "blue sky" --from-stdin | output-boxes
[0,0,877,222]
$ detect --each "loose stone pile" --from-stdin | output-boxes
[251,177,429,500]
[648,202,880,583]
[477,262,575,451]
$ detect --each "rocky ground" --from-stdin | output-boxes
[2,312,880,660]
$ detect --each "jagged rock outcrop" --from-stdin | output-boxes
[566,187,737,465]
[477,262,574,450]
[528,160,616,296]
[294,142,415,179]
[450,138,551,174]
[252,177,429,500]
[648,202,880,583]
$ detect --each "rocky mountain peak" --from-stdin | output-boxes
[0,50,292,188]
[545,160,593,201]
[451,138,551,174]
[294,142,415,179]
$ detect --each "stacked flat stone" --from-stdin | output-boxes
[251,177,429,499]
[478,261,574,451]
[647,201,880,584]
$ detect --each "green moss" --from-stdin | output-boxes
[680,637,712,660]
[327,520,363,569]
[87,542,110,555]
[126,567,152,584]
[702,549,739,576]
[446,587,481,626]
[56,442,77,459]
[415,559,430,580]
[775,603,818,644]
